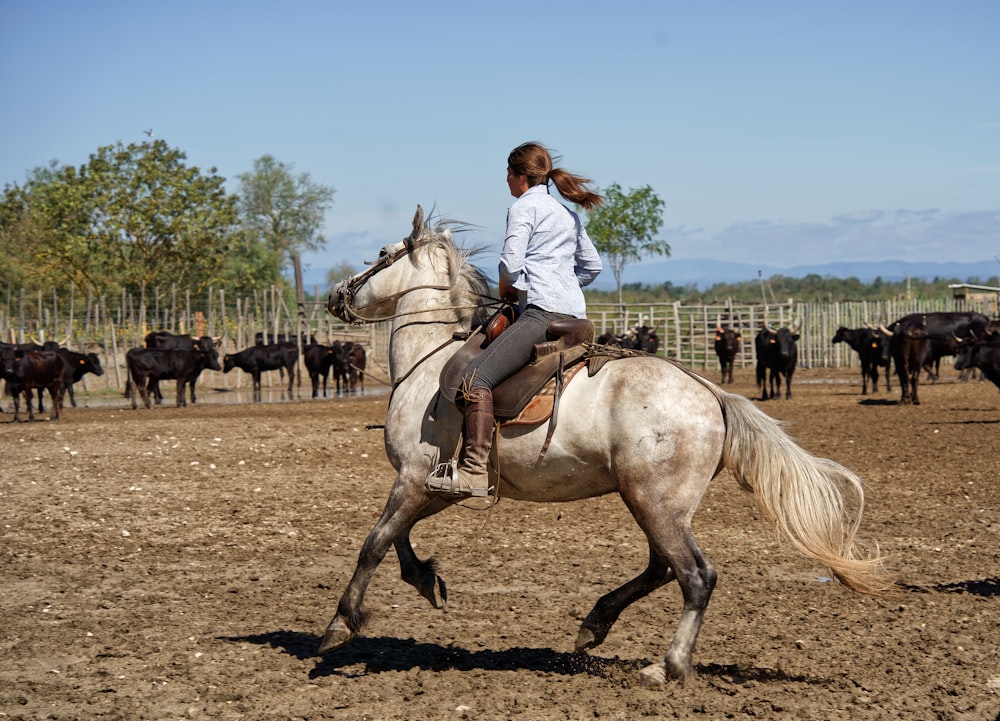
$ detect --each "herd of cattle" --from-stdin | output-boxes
[0,332,367,421]
[4,310,1000,421]
[711,310,1000,404]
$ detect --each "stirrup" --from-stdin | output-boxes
[425,459,492,498]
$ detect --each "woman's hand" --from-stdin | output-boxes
[499,277,518,304]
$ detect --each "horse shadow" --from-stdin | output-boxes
[221,630,830,685]
[901,577,1000,597]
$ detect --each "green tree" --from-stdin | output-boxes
[84,140,238,299]
[1,162,99,292]
[585,183,668,305]
[236,156,335,326]
[1,142,239,302]
[325,261,357,288]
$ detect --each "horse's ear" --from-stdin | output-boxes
[405,205,423,252]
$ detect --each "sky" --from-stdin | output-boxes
[2,1,998,288]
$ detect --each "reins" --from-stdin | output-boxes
[332,232,504,390]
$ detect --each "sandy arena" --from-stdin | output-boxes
[1,368,998,720]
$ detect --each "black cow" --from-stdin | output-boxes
[954,332,1000,391]
[2,340,61,412]
[714,326,742,384]
[1,349,67,421]
[596,332,626,347]
[629,326,659,355]
[139,332,220,405]
[254,332,316,346]
[304,342,344,398]
[885,312,990,405]
[57,349,104,407]
[343,342,366,394]
[126,346,222,409]
[755,322,800,400]
[596,326,659,354]
[223,342,298,401]
[831,326,892,395]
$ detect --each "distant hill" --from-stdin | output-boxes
[601,258,999,291]
[301,258,998,293]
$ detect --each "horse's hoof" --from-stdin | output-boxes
[575,620,610,652]
[639,662,668,685]
[317,618,353,655]
[419,574,447,609]
[575,626,597,653]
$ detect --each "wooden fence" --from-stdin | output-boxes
[1,286,997,398]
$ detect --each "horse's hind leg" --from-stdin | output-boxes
[318,478,440,655]
[616,482,718,683]
[642,528,716,683]
[575,548,674,652]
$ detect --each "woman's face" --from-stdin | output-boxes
[506,166,529,198]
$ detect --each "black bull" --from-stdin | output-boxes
[1,349,67,421]
[138,333,220,405]
[954,333,1000,392]
[713,327,741,385]
[755,323,800,400]
[223,342,299,400]
[885,311,991,405]
[831,326,891,395]
[126,347,222,409]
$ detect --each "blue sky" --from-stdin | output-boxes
[2,1,998,287]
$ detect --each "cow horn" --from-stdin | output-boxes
[764,323,777,334]
[791,317,802,333]
[879,324,893,337]
[716,325,724,332]
[30,334,42,345]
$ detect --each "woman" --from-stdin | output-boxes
[426,141,604,498]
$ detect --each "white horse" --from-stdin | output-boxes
[322,206,888,683]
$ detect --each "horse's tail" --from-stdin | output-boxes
[713,389,891,595]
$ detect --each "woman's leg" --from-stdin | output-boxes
[426,308,568,497]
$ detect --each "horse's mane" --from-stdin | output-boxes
[411,217,493,329]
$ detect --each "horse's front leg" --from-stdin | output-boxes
[575,549,673,652]
[317,475,437,655]
[393,497,451,608]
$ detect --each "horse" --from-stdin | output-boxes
[321,206,889,683]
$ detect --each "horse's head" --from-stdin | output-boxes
[328,205,491,328]
[329,239,411,323]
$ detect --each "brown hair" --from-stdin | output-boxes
[507,141,604,210]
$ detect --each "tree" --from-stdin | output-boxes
[325,261,358,288]
[1,162,102,293]
[84,140,239,300]
[1,141,239,302]
[236,156,335,329]
[585,183,668,305]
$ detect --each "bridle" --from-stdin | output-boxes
[328,230,503,388]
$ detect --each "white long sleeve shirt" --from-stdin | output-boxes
[499,184,602,318]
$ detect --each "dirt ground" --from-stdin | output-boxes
[1,367,998,721]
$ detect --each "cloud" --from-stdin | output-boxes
[833,209,884,225]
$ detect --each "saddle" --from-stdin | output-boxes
[439,315,596,425]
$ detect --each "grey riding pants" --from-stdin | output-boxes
[462,306,572,393]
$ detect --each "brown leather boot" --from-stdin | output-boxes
[425,387,495,498]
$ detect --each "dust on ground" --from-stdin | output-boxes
[1,368,998,720]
